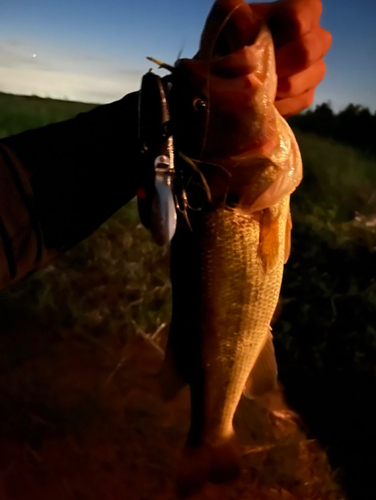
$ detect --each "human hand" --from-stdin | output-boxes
[252,0,332,117]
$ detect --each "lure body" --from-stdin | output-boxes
[137,72,176,246]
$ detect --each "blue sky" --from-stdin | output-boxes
[1,0,375,111]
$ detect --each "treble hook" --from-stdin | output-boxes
[175,189,193,232]
[178,152,212,205]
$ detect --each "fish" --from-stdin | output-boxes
[158,0,303,495]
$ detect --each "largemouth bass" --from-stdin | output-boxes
[160,0,303,494]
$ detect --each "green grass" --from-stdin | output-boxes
[0,92,376,499]
[292,130,376,228]
[0,91,97,138]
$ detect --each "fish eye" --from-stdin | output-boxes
[193,98,207,112]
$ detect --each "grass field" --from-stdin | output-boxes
[0,92,96,138]
[1,92,376,499]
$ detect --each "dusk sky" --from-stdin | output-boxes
[1,0,375,111]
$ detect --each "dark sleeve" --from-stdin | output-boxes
[0,91,140,290]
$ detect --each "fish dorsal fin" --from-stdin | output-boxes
[243,331,277,399]
[258,208,280,272]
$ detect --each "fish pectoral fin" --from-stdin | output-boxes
[243,331,278,399]
[258,208,280,272]
[284,211,292,264]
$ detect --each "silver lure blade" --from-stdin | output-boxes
[150,172,177,246]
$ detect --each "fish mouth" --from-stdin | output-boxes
[197,0,263,60]
[178,3,264,79]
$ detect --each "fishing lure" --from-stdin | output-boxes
[137,70,177,246]
[137,57,218,244]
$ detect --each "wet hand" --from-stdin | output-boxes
[253,0,332,117]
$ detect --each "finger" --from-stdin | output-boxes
[276,60,326,99]
[268,0,323,47]
[275,27,332,78]
[275,88,315,118]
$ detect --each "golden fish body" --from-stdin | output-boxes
[194,198,290,446]
[166,194,291,490]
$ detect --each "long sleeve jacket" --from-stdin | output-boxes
[0,92,140,290]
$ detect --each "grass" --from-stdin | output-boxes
[275,131,376,500]
[1,92,376,499]
[0,91,96,138]
[292,130,376,227]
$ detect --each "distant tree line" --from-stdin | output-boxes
[289,103,376,158]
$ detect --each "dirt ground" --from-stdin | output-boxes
[0,324,345,500]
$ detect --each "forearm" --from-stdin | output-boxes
[0,91,140,289]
